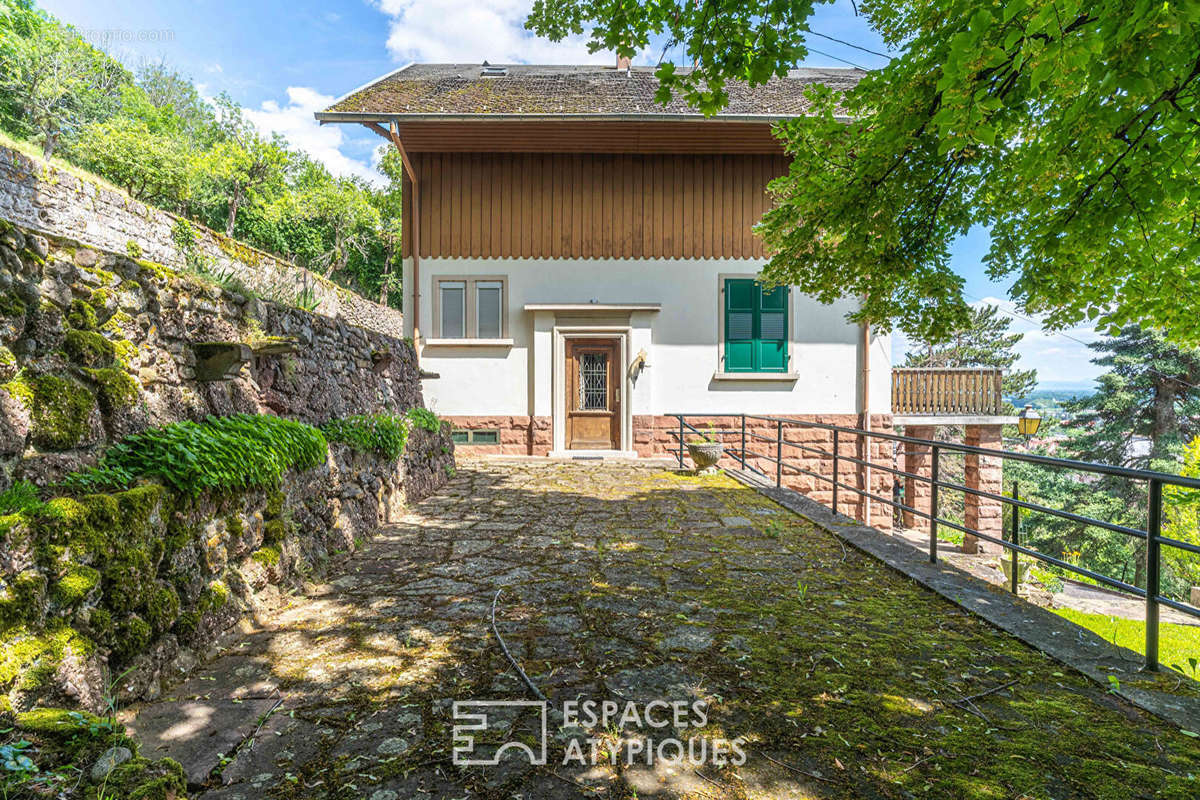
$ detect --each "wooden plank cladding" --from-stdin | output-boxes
[892,368,1004,416]
[403,152,789,259]
[393,121,786,154]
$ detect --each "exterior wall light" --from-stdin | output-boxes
[1017,404,1041,439]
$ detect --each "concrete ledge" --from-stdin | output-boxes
[710,371,799,382]
[726,467,1200,734]
[423,338,515,347]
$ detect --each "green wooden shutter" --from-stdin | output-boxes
[724,279,756,372]
[757,284,788,372]
[724,279,788,373]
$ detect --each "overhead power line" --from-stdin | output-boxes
[806,30,893,60]
[804,47,869,70]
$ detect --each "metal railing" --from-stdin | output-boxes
[670,413,1200,671]
[892,367,1004,415]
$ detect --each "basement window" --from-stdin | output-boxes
[452,429,500,445]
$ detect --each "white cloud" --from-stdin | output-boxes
[891,297,1104,386]
[374,0,611,64]
[242,87,382,185]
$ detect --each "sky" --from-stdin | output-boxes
[39,0,1103,388]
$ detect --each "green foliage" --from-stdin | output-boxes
[0,2,128,159]
[63,414,327,496]
[999,327,1200,603]
[170,216,195,254]
[529,0,1200,343]
[0,480,40,515]
[74,116,190,205]
[903,304,1037,403]
[320,413,410,460]
[1066,326,1200,468]
[294,284,319,312]
[1163,436,1200,593]
[405,407,444,434]
[124,239,142,259]
[1054,607,1200,679]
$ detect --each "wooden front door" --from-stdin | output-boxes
[565,339,621,450]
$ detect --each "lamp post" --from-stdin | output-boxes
[1017,404,1042,441]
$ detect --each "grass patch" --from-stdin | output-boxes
[1054,607,1200,677]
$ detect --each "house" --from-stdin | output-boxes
[318,60,894,464]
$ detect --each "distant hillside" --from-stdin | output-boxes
[1009,385,1095,411]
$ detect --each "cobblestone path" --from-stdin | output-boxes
[129,460,1198,799]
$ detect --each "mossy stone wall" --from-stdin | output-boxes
[0,215,455,713]
[0,435,448,714]
[0,218,428,489]
[0,144,404,338]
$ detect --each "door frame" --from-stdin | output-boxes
[551,326,633,456]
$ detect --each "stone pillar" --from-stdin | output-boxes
[963,424,1004,554]
[903,425,935,531]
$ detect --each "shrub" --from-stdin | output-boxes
[405,407,444,433]
[321,414,411,459]
[61,414,327,496]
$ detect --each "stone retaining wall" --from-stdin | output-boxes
[0,218,426,487]
[0,217,455,711]
[0,145,404,339]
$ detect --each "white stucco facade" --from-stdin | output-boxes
[404,257,890,451]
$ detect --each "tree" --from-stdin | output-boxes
[1163,436,1200,597]
[296,173,382,281]
[0,4,127,159]
[74,116,189,205]
[1067,326,1200,468]
[903,303,1037,402]
[375,146,405,307]
[527,1,1200,343]
[192,96,289,237]
[135,59,217,146]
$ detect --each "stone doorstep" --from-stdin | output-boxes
[725,467,1200,735]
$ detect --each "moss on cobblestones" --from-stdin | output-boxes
[127,462,1199,800]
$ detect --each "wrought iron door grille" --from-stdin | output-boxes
[579,352,608,410]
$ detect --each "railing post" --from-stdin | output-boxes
[929,445,940,564]
[677,415,684,470]
[1146,478,1163,671]
[740,414,746,469]
[831,429,839,516]
[775,419,783,488]
[1010,481,1020,595]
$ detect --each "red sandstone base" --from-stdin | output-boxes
[446,413,895,530]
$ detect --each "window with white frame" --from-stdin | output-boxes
[476,281,503,339]
[438,281,466,338]
[434,276,507,339]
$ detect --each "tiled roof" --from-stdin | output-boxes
[320,63,865,119]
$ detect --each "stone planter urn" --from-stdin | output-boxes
[687,441,724,475]
[1000,557,1031,585]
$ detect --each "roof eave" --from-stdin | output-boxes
[315,111,851,124]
